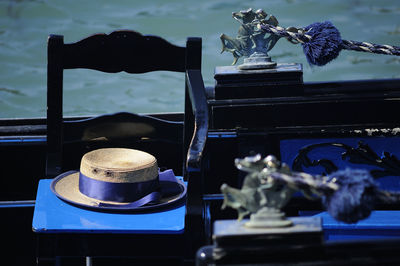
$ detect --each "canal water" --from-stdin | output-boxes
[0,0,399,118]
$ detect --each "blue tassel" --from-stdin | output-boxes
[322,168,377,223]
[302,21,342,66]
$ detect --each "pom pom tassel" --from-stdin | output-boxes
[322,169,377,223]
[301,21,342,66]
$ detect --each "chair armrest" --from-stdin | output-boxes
[185,69,208,171]
[184,68,208,254]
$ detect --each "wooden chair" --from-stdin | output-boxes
[33,30,208,265]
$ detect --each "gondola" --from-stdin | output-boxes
[1,21,400,265]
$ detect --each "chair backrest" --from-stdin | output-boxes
[46,30,206,179]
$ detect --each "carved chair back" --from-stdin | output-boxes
[46,30,205,177]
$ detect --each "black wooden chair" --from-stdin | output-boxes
[36,30,208,265]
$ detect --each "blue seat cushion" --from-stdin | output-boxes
[32,179,185,234]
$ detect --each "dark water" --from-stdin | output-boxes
[0,0,399,118]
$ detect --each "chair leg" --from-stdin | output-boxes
[85,257,92,266]
[195,245,214,266]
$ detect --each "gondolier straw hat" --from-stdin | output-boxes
[51,148,186,211]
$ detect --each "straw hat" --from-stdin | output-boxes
[51,148,186,211]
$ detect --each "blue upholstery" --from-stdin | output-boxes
[313,211,400,241]
[281,137,400,240]
[33,179,185,234]
[280,137,400,191]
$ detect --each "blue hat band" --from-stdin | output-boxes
[79,172,159,203]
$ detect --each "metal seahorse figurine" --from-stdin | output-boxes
[221,154,295,227]
[219,8,281,70]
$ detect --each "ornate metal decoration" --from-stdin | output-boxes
[220,8,281,69]
[221,154,296,228]
[292,141,400,178]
